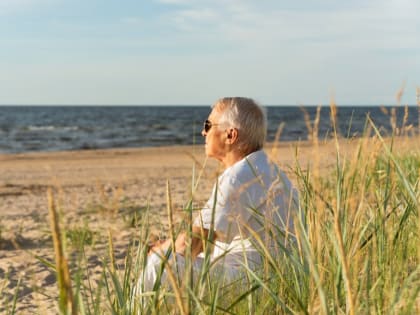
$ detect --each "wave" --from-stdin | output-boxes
[25,125,79,132]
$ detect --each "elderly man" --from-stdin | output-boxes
[135,97,298,294]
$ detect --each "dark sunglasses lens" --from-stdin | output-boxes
[204,120,211,132]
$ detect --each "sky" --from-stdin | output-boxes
[0,0,419,106]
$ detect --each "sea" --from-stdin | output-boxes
[0,105,419,154]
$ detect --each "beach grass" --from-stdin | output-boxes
[66,139,418,312]
[1,116,419,314]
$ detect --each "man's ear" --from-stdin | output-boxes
[226,128,238,144]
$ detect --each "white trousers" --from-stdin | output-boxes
[134,248,263,295]
[134,252,243,294]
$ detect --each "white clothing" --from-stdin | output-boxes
[134,150,298,296]
[194,149,297,266]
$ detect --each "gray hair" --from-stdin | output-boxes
[213,97,267,154]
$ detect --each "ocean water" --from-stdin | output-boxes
[0,105,418,154]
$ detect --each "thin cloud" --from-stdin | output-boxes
[157,1,418,54]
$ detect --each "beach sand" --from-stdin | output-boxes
[1,136,419,313]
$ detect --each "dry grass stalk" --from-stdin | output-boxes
[393,83,407,136]
[390,107,397,135]
[108,229,116,274]
[333,212,355,315]
[402,105,409,135]
[47,188,76,315]
[388,104,412,137]
[165,179,188,313]
[166,180,176,267]
[300,106,321,144]
[329,97,339,138]
[395,82,405,105]
[331,157,356,315]
[312,106,321,145]
[164,262,188,315]
[311,106,322,178]
[301,107,312,141]
[380,106,388,115]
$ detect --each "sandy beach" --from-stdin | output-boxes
[1,136,419,313]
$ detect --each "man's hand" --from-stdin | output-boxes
[148,239,170,255]
[147,227,212,259]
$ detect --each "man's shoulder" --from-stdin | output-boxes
[225,150,274,182]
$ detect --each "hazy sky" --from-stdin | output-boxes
[0,0,418,105]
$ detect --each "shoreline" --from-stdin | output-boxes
[2,130,419,156]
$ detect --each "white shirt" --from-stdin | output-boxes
[194,150,298,266]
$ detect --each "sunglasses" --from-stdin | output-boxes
[203,119,220,133]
